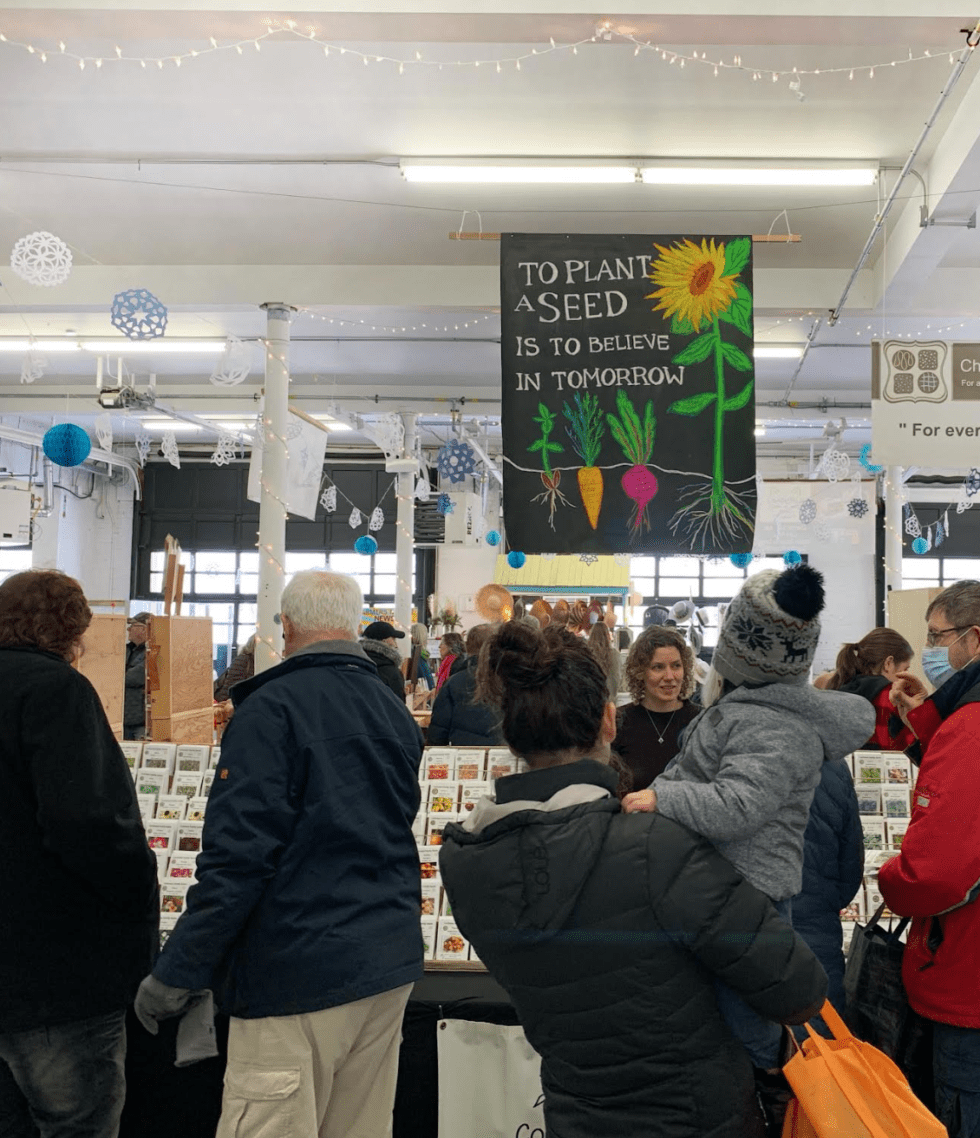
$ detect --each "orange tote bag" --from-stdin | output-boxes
[781,1001,946,1138]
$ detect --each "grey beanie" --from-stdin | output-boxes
[712,565,825,686]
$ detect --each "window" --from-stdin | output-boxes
[901,557,980,588]
[0,547,32,584]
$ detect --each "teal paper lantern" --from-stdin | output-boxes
[783,550,802,566]
[354,535,378,556]
[730,552,753,568]
[507,551,526,569]
[485,529,501,546]
[911,537,928,555]
[42,423,91,467]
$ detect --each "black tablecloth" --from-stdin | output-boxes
[120,971,515,1138]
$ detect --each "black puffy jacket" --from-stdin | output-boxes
[427,657,503,747]
[791,758,864,1013]
[440,759,827,1138]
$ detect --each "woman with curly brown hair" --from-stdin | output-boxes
[613,626,701,790]
[0,570,158,1138]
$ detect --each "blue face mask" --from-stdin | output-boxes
[920,646,957,688]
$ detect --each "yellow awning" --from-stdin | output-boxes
[493,554,629,595]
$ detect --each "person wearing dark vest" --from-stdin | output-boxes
[612,626,701,790]
[814,627,915,750]
[440,621,827,1138]
[883,581,980,1138]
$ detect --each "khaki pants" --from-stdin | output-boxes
[215,984,413,1138]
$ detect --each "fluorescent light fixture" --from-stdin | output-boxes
[754,427,766,437]
[640,166,877,187]
[401,162,636,184]
[83,340,226,354]
[311,414,352,432]
[753,346,804,359]
[140,419,202,432]
[0,339,81,352]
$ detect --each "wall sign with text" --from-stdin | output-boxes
[500,233,757,555]
[872,340,980,467]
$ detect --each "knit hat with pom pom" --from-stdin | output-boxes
[712,564,825,686]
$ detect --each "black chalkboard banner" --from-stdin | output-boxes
[500,233,757,556]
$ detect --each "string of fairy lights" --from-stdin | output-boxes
[0,20,968,82]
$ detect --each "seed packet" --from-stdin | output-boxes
[136,794,157,822]
[886,821,909,851]
[209,746,221,769]
[435,918,470,962]
[160,880,191,914]
[861,818,886,851]
[159,910,180,948]
[135,770,168,800]
[864,876,886,914]
[418,846,441,882]
[201,770,215,797]
[856,788,881,816]
[184,797,209,823]
[455,749,486,781]
[427,783,458,813]
[420,880,441,918]
[145,821,176,854]
[854,752,884,785]
[119,741,143,770]
[411,812,426,843]
[881,787,911,819]
[155,795,187,821]
[420,917,437,960]
[141,744,177,775]
[154,850,169,883]
[424,749,457,781]
[172,774,203,801]
[487,750,518,781]
[175,821,204,853]
[175,745,210,775]
[426,816,456,846]
[840,887,865,921]
[459,783,492,814]
[884,756,912,785]
[166,853,199,882]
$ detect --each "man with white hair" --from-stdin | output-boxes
[134,570,425,1138]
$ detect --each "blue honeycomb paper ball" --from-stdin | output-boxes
[507,551,526,569]
[42,423,91,467]
[912,536,929,555]
[783,550,802,566]
[485,529,501,546]
[730,552,753,568]
[354,535,378,556]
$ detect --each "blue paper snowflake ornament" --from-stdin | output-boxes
[436,439,479,484]
[110,288,168,340]
[435,493,455,516]
[42,423,91,467]
[965,469,980,497]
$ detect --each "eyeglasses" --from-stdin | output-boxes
[925,625,970,647]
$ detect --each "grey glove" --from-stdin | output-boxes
[134,974,208,1036]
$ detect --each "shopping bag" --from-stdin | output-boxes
[782,1000,946,1138]
[781,1097,818,1137]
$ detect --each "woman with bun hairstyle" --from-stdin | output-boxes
[816,628,915,750]
[439,621,827,1138]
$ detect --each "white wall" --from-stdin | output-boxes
[434,541,500,633]
[32,470,135,605]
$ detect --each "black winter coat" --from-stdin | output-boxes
[427,657,503,747]
[359,639,406,700]
[124,640,147,731]
[440,760,827,1138]
[791,758,864,1013]
[0,646,159,1032]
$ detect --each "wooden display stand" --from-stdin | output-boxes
[886,586,943,692]
[74,613,127,739]
[145,535,214,744]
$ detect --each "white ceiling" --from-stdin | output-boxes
[1,0,980,456]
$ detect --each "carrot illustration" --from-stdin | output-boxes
[529,402,571,529]
[606,390,657,537]
[563,392,605,529]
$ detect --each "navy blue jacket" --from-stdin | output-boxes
[791,758,864,1012]
[154,641,425,1018]
[427,657,504,747]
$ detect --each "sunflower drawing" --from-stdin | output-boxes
[646,238,739,332]
[647,236,756,551]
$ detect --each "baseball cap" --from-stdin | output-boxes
[363,621,405,641]
[128,611,153,625]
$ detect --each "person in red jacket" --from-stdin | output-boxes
[816,628,915,750]
[883,581,980,1138]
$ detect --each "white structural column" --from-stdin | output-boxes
[394,412,418,636]
[884,466,904,599]
[255,303,293,674]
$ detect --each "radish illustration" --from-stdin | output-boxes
[607,390,657,538]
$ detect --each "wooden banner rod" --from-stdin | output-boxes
[449,232,800,243]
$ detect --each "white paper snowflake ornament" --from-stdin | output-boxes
[361,413,404,459]
[94,412,113,451]
[161,430,180,469]
[135,427,151,468]
[822,448,850,483]
[20,352,47,384]
[799,499,817,525]
[368,507,385,532]
[348,507,363,529]
[210,433,238,467]
[320,485,337,513]
[414,476,431,502]
[10,231,73,288]
[209,336,252,387]
[111,288,168,340]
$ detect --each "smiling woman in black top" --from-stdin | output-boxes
[613,626,701,790]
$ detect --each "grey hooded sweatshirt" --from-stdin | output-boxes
[653,683,875,902]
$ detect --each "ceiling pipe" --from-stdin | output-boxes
[828,20,980,327]
[0,424,141,499]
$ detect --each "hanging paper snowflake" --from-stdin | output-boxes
[783,550,802,566]
[10,231,73,288]
[820,447,850,483]
[436,493,455,516]
[414,476,431,502]
[730,552,753,568]
[94,412,113,451]
[935,520,946,547]
[209,336,252,387]
[904,513,922,538]
[348,507,363,529]
[20,352,46,384]
[614,554,630,567]
[847,498,869,519]
[814,522,831,543]
[436,439,479,484]
[859,444,884,474]
[110,288,168,340]
[507,551,527,569]
[579,553,599,565]
[135,427,151,468]
[210,433,238,467]
[161,431,180,469]
[799,499,817,525]
[485,529,501,546]
[320,485,337,513]
[361,413,404,459]
[368,507,385,532]
[354,535,378,556]
[912,536,929,555]
[965,469,980,497]
[283,420,303,441]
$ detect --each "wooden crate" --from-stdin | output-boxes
[146,615,214,744]
[74,613,127,739]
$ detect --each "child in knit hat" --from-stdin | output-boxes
[624,565,873,1081]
